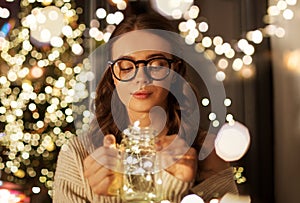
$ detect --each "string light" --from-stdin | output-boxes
[150,0,194,19]
[175,0,297,80]
[181,194,204,203]
[219,193,251,203]
[0,0,90,197]
[215,122,251,162]
[0,0,297,199]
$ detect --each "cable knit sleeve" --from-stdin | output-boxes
[53,137,121,203]
[190,167,239,201]
[160,170,194,203]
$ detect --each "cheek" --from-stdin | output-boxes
[115,82,140,107]
[115,83,131,107]
[153,78,172,92]
[158,89,170,102]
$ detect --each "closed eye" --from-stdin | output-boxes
[148,66,164,71]
[120,66,134,73]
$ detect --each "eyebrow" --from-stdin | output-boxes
[146,53,169,59]
[117,53,170,60]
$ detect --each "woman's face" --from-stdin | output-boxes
[111,31,176,114]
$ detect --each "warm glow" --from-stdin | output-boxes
[32,187,41,194]
[220,193,251,203]
[215,122,251,162]
[275,27,285,38]
[185,35,195,45]
[202,36,212,47]
[226,114,234,122]
[188,5,200,19]
[286,0,297,6]
[241,66,254,78]
[237,39,248,51]
[224,98,232,107]
[181,194,204,203]
[277,0,287,10]
[201,98,210,106]
[209,112,216,121]
[243,44,255,55]
[114,11,124,24]
[268,5,280,16]
[31,66,44,78]
[284,50,300,73]
[213,36,223,46]
[172,9,183,19]
[247,30,263,44]
[150,0,194,19]
[186,19,196,29]
[0,7,10,18]
[264,25,277,36]
[283,9,294,20]
[71,43,83,55]
[178,22,188,32]
[232,58,243,71]
[0,0,296,197]
[117,1,127,10]
[198,21,208,32]
[216,71,226,81]
[218,58,228,69]
[225,49,235,58]
[242,55,252,65]
[28,6,66,44]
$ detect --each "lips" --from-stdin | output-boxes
[132,90,152,99]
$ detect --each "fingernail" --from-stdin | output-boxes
[104,137,113,145]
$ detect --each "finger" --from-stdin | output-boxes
[84,146,119,166]
[92,149,119,165]
[84,149,119,176]
[83,146,110,166]
[103,134,116,148]
[84,159,118,177]
[91,174,115,195]
[84,155,120,177]
[108,172,122,195]
[87,167,114,187]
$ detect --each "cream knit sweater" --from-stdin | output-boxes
[53,137,238,203]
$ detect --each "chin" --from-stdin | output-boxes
[129,103,156,113]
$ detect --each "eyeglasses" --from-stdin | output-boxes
[108,57,177,82]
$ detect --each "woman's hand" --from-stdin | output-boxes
[156,134,197,182]
[83,134,121,196]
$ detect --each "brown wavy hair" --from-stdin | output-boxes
[88,13,202,148]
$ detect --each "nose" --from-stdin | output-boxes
[134,64,151,85]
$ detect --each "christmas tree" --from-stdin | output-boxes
[0,0,91,198]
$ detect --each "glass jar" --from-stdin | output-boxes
[120,126,162,202]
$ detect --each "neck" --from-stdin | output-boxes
[127,110,151,127]
[127,107,169,136]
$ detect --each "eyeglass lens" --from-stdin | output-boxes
[112,58,171,81]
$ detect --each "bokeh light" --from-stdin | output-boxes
[181,194,204,203]
[215,122,251,162]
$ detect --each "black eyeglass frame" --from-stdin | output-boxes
[108,57,178,82]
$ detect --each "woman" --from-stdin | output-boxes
[53,13,238,203]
